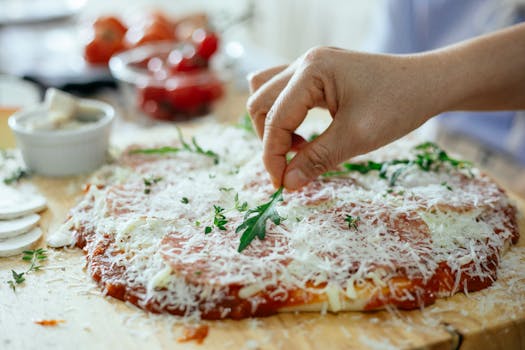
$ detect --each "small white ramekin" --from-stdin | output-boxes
[8,99,114,176]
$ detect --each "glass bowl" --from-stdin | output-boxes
[109,41,228,122]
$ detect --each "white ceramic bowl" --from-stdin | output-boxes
[8,99,114,176]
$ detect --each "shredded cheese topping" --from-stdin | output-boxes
[58,126,519,319]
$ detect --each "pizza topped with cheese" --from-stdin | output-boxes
[49,125,519,320]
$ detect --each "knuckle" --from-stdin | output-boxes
[248,72,266,92]
[303,46,327,64]
[246,95,263,120]
[302,143,334,176]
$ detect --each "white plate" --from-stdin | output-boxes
[0,213,40,239]
[0,227,42,257]
[0,184,47,219]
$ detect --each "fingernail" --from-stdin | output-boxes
[284,168,308,190]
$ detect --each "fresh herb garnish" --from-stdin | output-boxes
[308,133,320,142]
[130,146,180,155]
[143,176,162,194]
[441,181,453,191]
[236,187,284,252]
[234,193,248,212]
[130,127,219,164]
[3,168,30,185]
[181,197,189,204]
[7,249,47,291]
[236,112,256,135]
[323,142,471,186]
[205,205,228,233]
[213,205,228,230]
[219,187,234,192]
[345,215,360,230]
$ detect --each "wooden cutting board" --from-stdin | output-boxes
[1,175,524,350]
[1,119,524,350]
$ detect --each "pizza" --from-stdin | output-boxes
[48,125,519,320]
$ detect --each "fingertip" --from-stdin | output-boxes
[283,168,309,190]
[270,175,282,189]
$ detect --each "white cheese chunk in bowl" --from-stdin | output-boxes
[8,98,114,176]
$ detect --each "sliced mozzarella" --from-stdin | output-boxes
[0,227,42,257]
[0,185,47,219]
[0,213,40,239]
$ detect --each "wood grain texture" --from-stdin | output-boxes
[1,111,524,349]
[1,174,523,350]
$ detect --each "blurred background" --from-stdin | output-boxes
[0,0,523,194]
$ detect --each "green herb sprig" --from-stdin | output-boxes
[7,249,47,291]
[324,142,471,186]
[3,168,30,185]
[130,128,219,164]
[143,176,162,194]
[236,112,256,135]
[234,193,248,212]
[205,205,228,233]
[236,187,284,252]
[345,215,360,230]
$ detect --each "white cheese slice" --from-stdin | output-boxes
[0,213,40,239]
[0,227,42,257]
[0,185,47,219]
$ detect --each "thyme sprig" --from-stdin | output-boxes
[345,215,360,230]
[205,205,228,233]
[7,248,47,291]
[236,187,284,252]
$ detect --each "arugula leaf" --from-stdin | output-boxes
[308,133,320,142]
[191,137,219,165]
[130,127,219,164]
[236,112,256,135]
[323,142,471,186]
[236,187,284,252]
[129,146,181,155]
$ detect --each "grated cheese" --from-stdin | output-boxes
[49,125,519,319]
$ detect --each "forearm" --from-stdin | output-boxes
[423,23,525,113]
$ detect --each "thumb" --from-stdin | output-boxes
[283,123,345,190]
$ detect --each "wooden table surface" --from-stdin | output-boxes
[1,89,525,350]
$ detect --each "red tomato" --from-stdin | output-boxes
[137,85,173,120]
[167,46,207,73]
[84,16,128,65]
[125,14,176,48]
[93,16,127,39]
[164,72,224,117]
[192,29,219,59]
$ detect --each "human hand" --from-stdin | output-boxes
[247,47,444,190]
